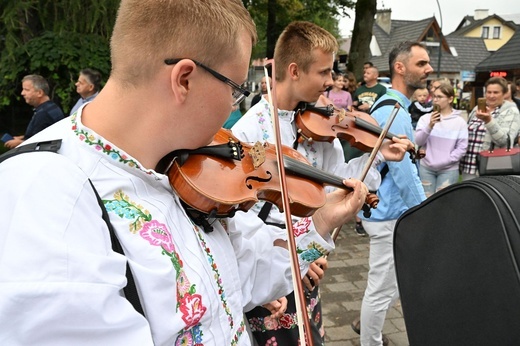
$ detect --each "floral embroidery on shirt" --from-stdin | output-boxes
[185,221,246,342]
[301,141,318,168]
[104,191,151,233]
[71,113,156,175]
[298,243,325,264]
[248,296,321,332]
[192,224,234,328]
[231,320,246,346]
[103,190,207,345]
[291,217,327,263]
[292,218,312,237]
[256,104,271,141]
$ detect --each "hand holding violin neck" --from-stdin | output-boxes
[311,178,368,238]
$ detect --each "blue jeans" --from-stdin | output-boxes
[419,165,459,198]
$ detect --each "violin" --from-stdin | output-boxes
[163,128,376,219]
[294,101,423,163]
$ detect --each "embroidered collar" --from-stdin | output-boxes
[70,111,162,178]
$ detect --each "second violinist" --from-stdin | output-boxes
[231,21,413,346]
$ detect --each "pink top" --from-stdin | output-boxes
[325,89,352,110]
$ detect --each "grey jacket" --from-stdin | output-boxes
[481,101,520,150]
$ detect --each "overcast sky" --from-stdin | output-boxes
[339,0,520,37]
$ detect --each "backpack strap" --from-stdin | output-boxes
[0,139,62,163]
[380,163,390,180]
[367,99,398,195]
[369,98,401,114]
[88,180,145,316]
[0,140,145,316]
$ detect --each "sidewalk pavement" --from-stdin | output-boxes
[320,222,409,346]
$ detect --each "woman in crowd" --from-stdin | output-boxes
[324,72,352,110]
[344,71,358,95]
[415,82,468,197]
[505,81,520,110]
[460,77,520,180]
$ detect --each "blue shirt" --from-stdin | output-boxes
[69,92,99,116]
[222,109,243,129]
[24,100,65,139]
[360,90,426,221]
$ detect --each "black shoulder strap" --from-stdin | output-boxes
[0,140,145,316]
[369,99,400,114]
[258,202,273,222]
[367,99,397,187]
[380,163,389,180]
[88,180,145,316]
[0,139,62,164]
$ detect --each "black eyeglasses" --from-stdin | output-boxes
[165,58,250,106]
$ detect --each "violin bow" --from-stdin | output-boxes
[359,103,401,181]
[263,59,313,346]
[316,104,402,280]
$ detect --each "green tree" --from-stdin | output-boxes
[244,0,354,59]
[347,0,377,81]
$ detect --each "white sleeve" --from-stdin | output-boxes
[325,139,382,192]
[227,210,334,312]
[0,153,153,346]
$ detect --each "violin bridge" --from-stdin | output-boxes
[337,108,346,122]
[249,141,266,169]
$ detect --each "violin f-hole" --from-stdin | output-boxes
[245,171,273,189]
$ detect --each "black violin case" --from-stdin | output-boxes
[394,175,520,345]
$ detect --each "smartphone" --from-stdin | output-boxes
[1,133,13,143]
[477,97,487,112]
[433,104,440,113]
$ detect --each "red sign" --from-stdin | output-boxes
[490,71,507,77]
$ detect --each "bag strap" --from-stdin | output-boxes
[369,98,401,114]
[88,180,145,315]
[366,99,396,190]
[0,140,145,316]
[0,139,62,163]
[257,202,273,222]
[489,134,511,151]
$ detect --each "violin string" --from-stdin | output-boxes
[283,156,351,190]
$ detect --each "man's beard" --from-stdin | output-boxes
[404,74,427,90]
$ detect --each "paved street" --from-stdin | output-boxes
[321,222,409,346]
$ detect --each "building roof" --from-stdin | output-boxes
[369,16,463,74]
[445,36,490,71]
[499,13,520,25]
[450,14,517,36]
[454,15,477,33]
[476,29,520,71]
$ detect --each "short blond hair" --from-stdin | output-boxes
[110,0,257,85]
[274,21,338,81]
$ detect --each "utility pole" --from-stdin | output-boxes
[436,0,443,78]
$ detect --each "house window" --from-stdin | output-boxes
[493,26,501,39]
[481,26,489,39]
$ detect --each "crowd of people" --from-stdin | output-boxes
[2,69,102,149]
[1,1,520,346]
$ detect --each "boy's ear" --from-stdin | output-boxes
[169,60,196,104]
[288,63,300,80]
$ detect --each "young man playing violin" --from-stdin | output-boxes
[0,2,413,345]
[232,21,414,346]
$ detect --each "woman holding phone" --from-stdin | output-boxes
[460,77,520,180]
[415,82,468,197]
